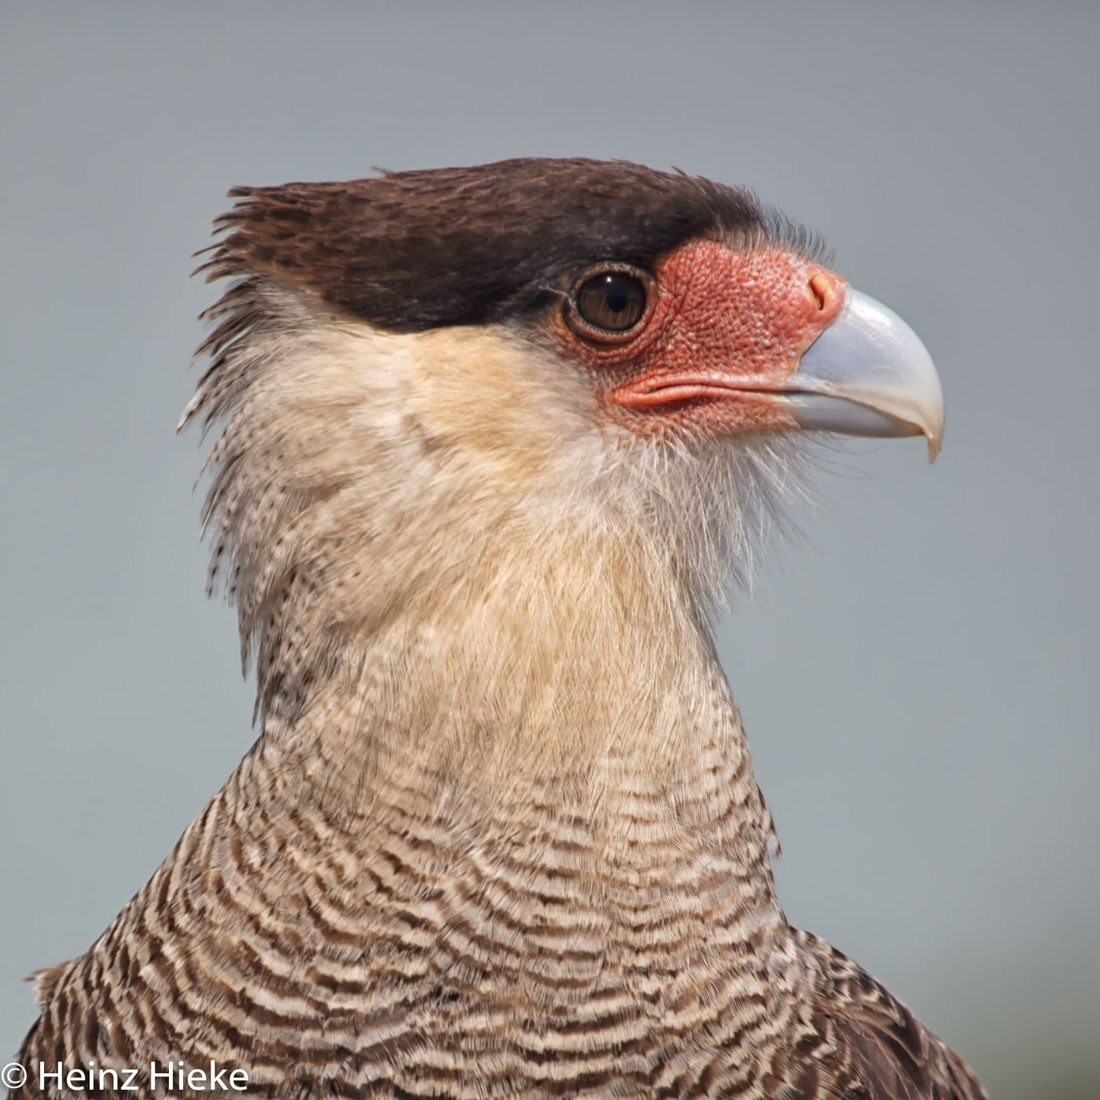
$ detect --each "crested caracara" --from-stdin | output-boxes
[16,158,983,1100]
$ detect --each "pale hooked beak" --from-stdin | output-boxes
[785,289,945,460]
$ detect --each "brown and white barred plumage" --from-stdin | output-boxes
[14,160,984,1098]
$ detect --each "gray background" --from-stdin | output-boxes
[2,3,1097,1097]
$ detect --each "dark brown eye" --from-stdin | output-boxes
[574,270,648,334]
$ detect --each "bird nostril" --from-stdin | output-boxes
[809,273,832,312]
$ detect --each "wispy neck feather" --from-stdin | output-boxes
[185,280,806,779]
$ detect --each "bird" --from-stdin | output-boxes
[13,158,985,1099]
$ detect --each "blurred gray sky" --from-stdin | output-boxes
[1,4,1097,1097]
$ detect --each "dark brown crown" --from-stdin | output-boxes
[199,158,767,333]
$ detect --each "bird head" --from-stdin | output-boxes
[186,159,942,725]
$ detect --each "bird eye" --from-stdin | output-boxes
[572,268,649,337]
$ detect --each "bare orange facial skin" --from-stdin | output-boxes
[556,239,847,438]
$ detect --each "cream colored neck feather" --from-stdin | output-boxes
[268,518,731,809]
[190,282,799,850]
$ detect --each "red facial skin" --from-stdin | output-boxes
[555,239,847,437]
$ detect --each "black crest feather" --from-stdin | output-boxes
[199,157,767,333]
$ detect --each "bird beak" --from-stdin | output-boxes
[783,289,945,460]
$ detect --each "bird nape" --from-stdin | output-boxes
[14,158,983,1099]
